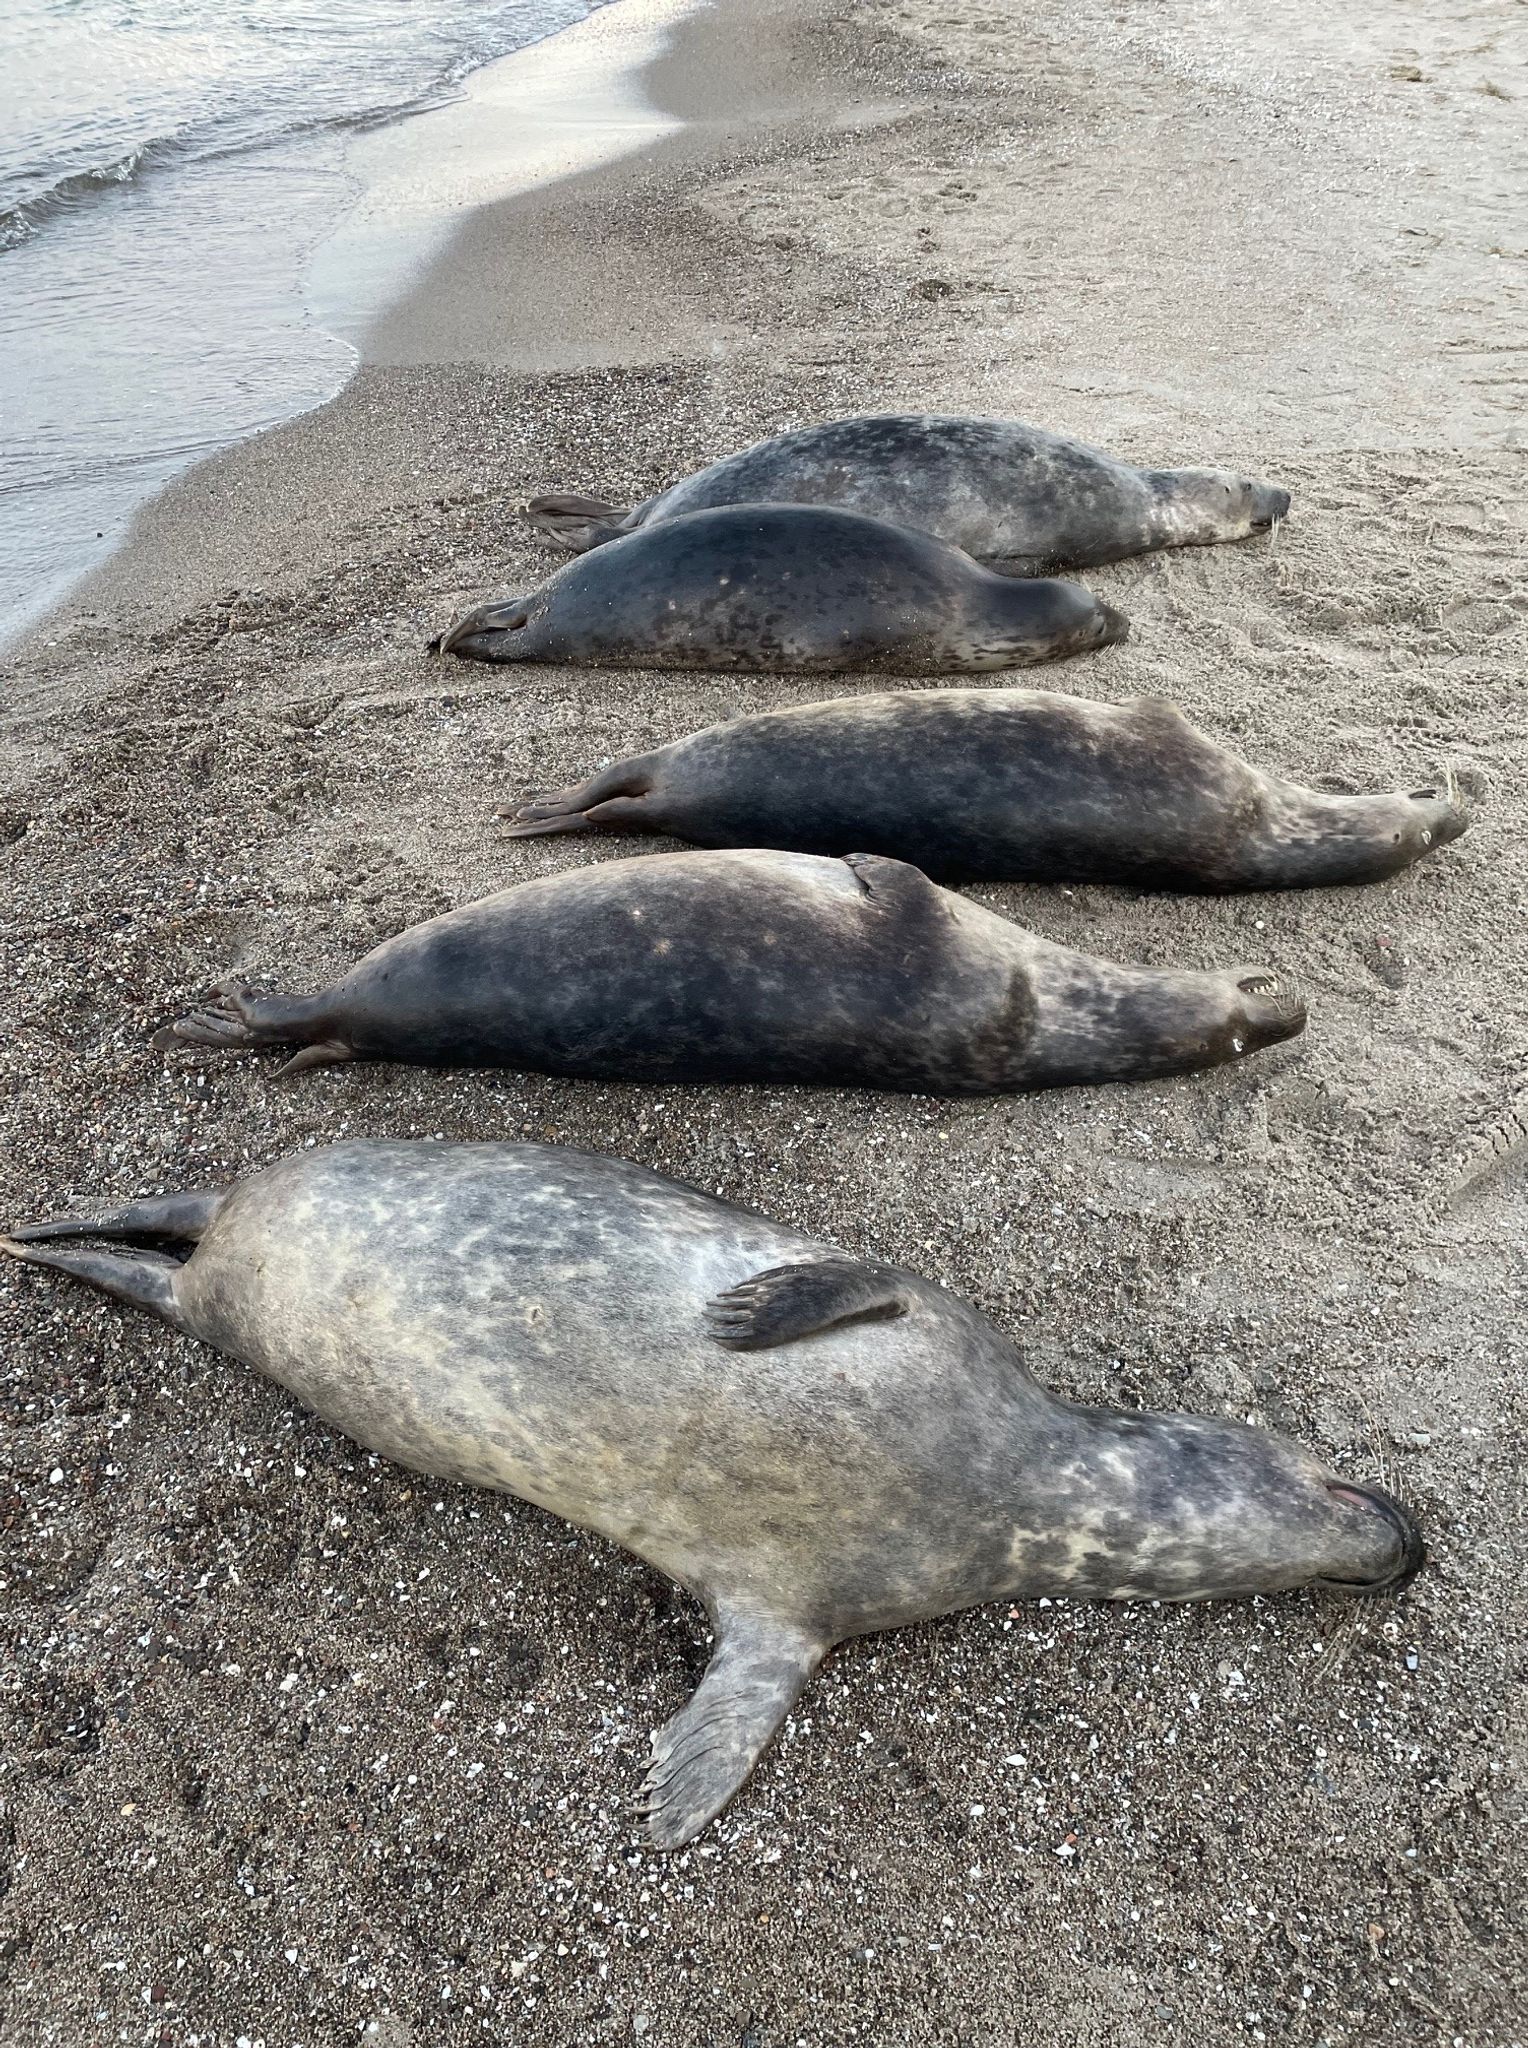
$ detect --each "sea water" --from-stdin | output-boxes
[0,0,644,645]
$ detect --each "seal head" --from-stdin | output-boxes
[1147,468,1291,546]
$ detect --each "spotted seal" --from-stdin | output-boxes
[151,848,1305,1086]
[504,688,1467,889]
[3,1139,1425,1846]
[435,505,1127,673]
[524,414,1291,576]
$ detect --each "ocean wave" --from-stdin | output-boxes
[0,139,180,250]
[0,0,591,255]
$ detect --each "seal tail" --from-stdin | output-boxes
[522,494,632,554]
[497,754,658,839]
[151,980,352,1078]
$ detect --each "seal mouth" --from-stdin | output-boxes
[1230,968,1307,1049]
[1096,602,1131,646]
[1318,1481,1427,1595]
[432,599,531,661]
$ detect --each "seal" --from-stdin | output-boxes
[151,848,1306,1087]
[524,414,1292,576]
[434,505,1128,674]
[3,1138,1426,1847]
[504,688,1468,890]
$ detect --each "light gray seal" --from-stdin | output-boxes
[505,689,1467,889]
[151,848,1306,1087]
[524,414,1292,576]
[3,1139,1426,1847]
[435,505,1127,674]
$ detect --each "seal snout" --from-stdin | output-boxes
[1096,602,1130,646]
[1228,967,1307,1051]
[1322,1481,1427,1595]
[1249,483,1292,531]
[1403,786,1468,855]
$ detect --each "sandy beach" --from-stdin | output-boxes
[1,0,1524,2041]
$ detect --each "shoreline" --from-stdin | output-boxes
[1,0,704,660]
[1,0,1524,2042]
[14,0,852,649]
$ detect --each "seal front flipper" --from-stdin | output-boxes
[706,1258,910,1350]
[152,982,349,1076]
[640,1608,826,1848]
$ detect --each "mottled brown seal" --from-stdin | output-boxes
[151,848,1305,1088]
[435,505,1127,674]
[525,414,1291,575]
[4,1139,1425,1847]
[504,689,1467,889]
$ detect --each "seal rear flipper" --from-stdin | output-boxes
[639,1609,825,1849]
[1,1238,187,1329]
[705,1257,910,1350]
[522,493,632,554]
[8,1188,226,1245]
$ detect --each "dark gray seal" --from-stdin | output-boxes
[3,1139,1425,1847]
[152,848,1305,1086]
[504,689,1467,890]
[524,414,1292,576]
[435,505,1127,674]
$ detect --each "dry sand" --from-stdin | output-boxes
[1,0,1524,2042]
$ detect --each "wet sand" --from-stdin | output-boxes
[1,0,1524,2042]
